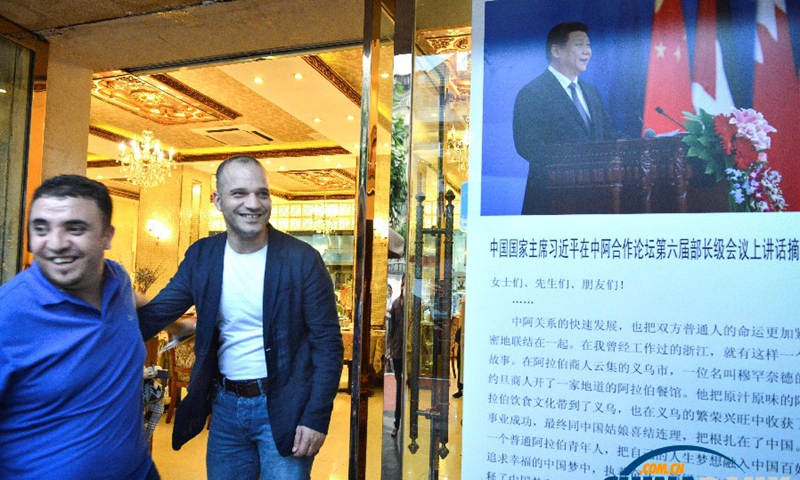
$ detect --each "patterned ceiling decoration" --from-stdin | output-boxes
[304,53,394,133]
[303,55,361,108]
[417,27,472,104]
[91,72,241,125]
[278,169,356,191]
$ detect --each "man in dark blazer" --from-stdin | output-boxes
[513,21,620,214]
[139,155,343,479]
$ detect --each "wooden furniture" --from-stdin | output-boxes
[165,335,195,424]
[541,135,729,214]
[341,328,386,390]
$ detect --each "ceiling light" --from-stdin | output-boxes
[336,163,342,168]
[346,115,355,121]
[278,166,285,171]
[96,175,103,179]
[325,157,330,162]
[254,77,264,84]
[382,143,389,147]
[380,73,390,78]
[0,88,7,94]
[117,130,175,188]
[313,118,322,123]
[293,73,303,80]
[265,160,271,165]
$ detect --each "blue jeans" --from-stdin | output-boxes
[206,383,314,480]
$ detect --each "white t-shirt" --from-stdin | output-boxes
[217,241,269,380]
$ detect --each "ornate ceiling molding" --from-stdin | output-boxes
[107,186,140,201]
[302,55,361,107]
[91,72,241,125]
[88,124,128,143]
[277,168,355,191]
[177,146,352,163]
[417,27,472,55]
[417,27,472,105]
[86,142,352,168]
[270,190,354,201]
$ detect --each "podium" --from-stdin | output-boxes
[540,135,730,214]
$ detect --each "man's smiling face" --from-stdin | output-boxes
[29,196,113,301]
[213,161,272,247]
[552,31,592,80]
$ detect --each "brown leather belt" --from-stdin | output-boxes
[220,377,268,397]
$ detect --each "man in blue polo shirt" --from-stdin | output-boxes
[0,175,158,480]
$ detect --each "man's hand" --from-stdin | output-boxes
[135,291,149,308]
[292,425,326,457]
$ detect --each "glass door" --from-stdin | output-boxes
[0,35,34,283]
[384,1,471,478]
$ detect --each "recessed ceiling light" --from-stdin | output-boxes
[325,157,330,162]
[336,164,342,168]
[430,113,437,118]
[253,77,264,84]
[278,166,286,171]
[346,115,355,121]
[96,175,103,179]
[380,73,390,78]
[313,118,322,123]
[353,144,359,150]
[0,88,7,94]
[264,160,272,165]
[293,73,303,80]
[382,143,389,147]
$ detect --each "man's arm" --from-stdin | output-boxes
[137,246,198,340]
[513,83,548,164]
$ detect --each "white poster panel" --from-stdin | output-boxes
[463,1,800,479]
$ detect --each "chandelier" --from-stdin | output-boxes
[118,130,175,188]
[312,200,339,236]
[446,118,470,172]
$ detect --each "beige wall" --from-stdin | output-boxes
[133,165,214,297]
[106,195,139,275]
[41,43,92,179]
[135,169,183,297]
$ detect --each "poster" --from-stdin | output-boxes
[463,1,800,479]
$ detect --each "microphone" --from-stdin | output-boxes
[643,128,656,138]
[655,107,685,131]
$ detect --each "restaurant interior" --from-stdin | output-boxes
[1,1,471,478]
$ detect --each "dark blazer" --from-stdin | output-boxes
[138,225,344,456]
[513,69,619,214]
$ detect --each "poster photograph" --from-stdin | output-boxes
[463,1,800,479]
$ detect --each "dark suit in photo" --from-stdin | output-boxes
[513,69,619,214]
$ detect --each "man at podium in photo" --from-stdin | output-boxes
[513,21,621,214]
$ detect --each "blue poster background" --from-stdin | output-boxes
[480,0,800,215]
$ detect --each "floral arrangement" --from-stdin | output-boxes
[134,264,163,294]
[683,108,786,212]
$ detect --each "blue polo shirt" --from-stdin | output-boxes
[0,260,152,480]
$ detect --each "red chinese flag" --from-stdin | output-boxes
[753,0,800,210]
[642,0,694,134]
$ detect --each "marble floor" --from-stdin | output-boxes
[151,375,463,479]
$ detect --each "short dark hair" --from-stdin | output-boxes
[215,155,267,192]
[546,22,589,62]
[32,175,113,227]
